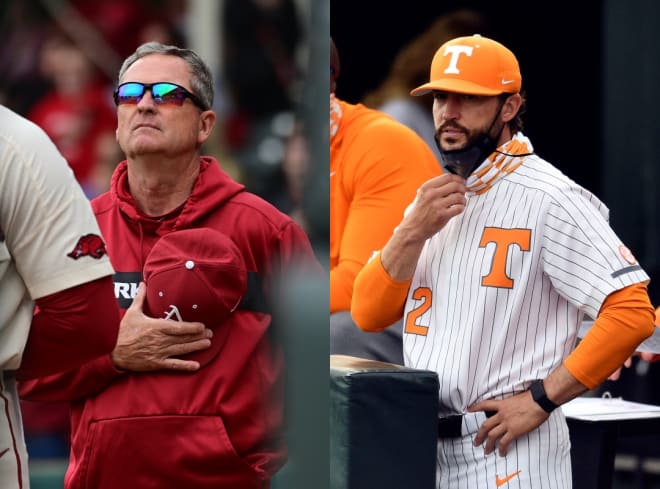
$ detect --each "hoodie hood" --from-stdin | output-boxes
[110,156,245,236]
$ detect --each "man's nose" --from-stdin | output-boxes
[442,95,462,120]
[136,89,157,109]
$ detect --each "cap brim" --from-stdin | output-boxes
[410,79,510,97]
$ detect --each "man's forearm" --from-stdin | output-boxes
[380,227,427,281]
[17,276,119,380]
[541,364,588,407]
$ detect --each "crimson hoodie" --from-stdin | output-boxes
[19,157,321,489]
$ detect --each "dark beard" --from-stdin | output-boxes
[434,97,507,179]
[434,131,499,179]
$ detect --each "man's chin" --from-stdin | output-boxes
[437,132,468,147]
[439,141,467,153]
[127,139,164,156]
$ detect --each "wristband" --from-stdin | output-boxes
[530,379,559,413]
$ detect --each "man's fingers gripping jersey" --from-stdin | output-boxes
[397,174,467,242]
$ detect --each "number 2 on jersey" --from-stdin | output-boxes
[404,287,431,336]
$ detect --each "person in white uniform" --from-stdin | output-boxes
[0,105,118,488]
[350,35,656,489]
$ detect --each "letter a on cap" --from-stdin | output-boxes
[443,45,473,75]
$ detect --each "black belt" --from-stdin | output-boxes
[437,411,496,439]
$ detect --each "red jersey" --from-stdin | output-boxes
[20,157,320,489]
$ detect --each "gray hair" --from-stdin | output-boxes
[117,42,214,110]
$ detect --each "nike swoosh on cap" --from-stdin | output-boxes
[501,79,515,85]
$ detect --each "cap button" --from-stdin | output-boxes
[185,260,195,270]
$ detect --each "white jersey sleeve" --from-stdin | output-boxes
[0,105,114,369]
[539,183,647,319]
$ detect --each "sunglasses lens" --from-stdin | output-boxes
[114,82,201,108]
[152,83,186,106]
[116,83,145,104]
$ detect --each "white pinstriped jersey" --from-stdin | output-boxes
[402,133,649,416]
[437,410,571,489]
[0,105,114,489]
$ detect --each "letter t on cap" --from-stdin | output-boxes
[443,45,474,75]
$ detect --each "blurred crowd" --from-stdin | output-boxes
[1,0,312,460]
[0,0,308,210]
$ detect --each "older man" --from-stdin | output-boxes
[20,42,321,489]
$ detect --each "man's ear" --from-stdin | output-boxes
[197,110,216,145]
[501,93,522,123]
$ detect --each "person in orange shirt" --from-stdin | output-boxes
[329,38,442,363]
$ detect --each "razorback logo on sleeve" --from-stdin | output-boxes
[67,233,108,260]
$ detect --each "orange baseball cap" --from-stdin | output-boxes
[411,34,521,97]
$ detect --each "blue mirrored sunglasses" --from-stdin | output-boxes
[113,82,207,110]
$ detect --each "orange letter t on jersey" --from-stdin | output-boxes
[479,227,531,288]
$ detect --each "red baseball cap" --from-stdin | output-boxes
[411,34,521,96]
[143,228,247,366]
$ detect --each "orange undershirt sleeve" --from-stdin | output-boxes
[564,283,655,389]
[351,252,411,332]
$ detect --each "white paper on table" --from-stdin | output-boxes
[562,395,660,421]
[579,320,660,354]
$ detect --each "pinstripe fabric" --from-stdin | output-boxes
[0,375,28,489]
[403,133,649,488]
[437,410,571,489]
